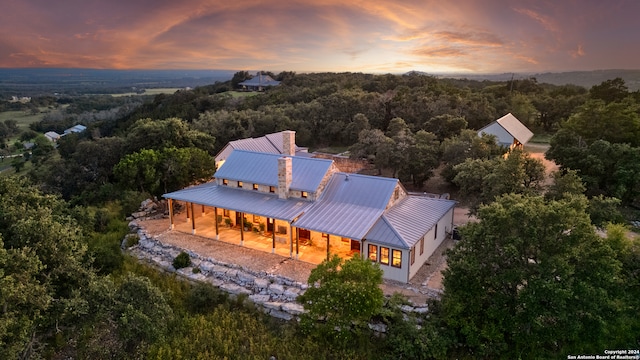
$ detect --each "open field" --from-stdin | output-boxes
[0,109,48,130]
[111,87,181,97]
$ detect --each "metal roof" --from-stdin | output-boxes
[238,75,281,87]
[163,182,312,221]
[215,131,303,161]
[214,150,333,192]
[366,197,456,249]
[292,173,398,239]
[479,113,533,145]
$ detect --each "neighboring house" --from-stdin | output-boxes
[164,131,456,283]
[44,131,61,142]
[238,73,281,91]
[214,131,309,168]
[478,113,534,150]
[63,124,87,135]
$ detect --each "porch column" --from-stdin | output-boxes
[201,204,205,214]
[295,227,299,260]
[271,218,276,254]
[326,234,330,260]
[190,202,196,235]
[186,202,190,222]
[360,239,364,260]
[168,199,174,230]
[289,224,293,258]
[214,207,219,240]
[240,212,244,246]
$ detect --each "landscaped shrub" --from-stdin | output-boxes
[185,283,228,314]
[172,251,191,269]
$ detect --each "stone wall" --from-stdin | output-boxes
[125,216,429,326]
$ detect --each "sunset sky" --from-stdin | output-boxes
[1,0,638,74]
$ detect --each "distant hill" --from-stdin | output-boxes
[432,69,640,91]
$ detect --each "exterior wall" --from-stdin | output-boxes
[408,207,455,280]
[365,241,409,283]
[214,144,234,167]
[479,122,515,147]
[385,183,408,210]
[314,163,339,199]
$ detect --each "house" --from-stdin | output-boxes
[63,124,87,135]
[214,131,309,168]
[478,113,534,150]
[164,131,456,283]
[238,73,281,91]
[44,131,61,142]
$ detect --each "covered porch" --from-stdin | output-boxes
[168,200,360,265]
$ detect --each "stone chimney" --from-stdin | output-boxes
[278,156,292,199]
[282,130,296,157]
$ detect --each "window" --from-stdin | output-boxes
[237,181,243,188]
[420,237,424,255]
[301,191,308,198]
[368,244,378,262]
[223,209,230,217]
[222,179,228,186]
[410,247,415,265]
[434,224,438,240]
[253,183,259,191]
[392,249,402,268]
[253,214,259,223]
[380,247,389,265]
[269,186,275,193]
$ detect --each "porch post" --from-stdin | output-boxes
[214,207,219,240]
[271,219,276,254]
[190,202,196,235]
[168,199,174,230]
[240,212,244,246]
[202,204,205,214]
[289,224,293,258]
[186,202,190,222]
[326,234,330,260]
[360,239,364,260]
[295,227,299,260]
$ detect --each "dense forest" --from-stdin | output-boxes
[1,71,639,359]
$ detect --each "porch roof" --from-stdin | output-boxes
[164,182,312,221]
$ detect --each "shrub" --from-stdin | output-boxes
[124,234,139,248]
[172,251,191,269]
[185,283,228,314]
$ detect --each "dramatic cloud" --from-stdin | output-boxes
[0,0,638,73]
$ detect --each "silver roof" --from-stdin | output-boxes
[292,173,398,239]
[478,113,534,145]
[214,150,333,192]
[229,136,280,154]
[163,182,312,221]
[366,197,456,249]
[239,74,281,87]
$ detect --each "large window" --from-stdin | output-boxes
[410,247,415,265]
[223,209,230,217]
[253,183,259,191]
[237,181,243,188]
[368,244,378,262]
[222,179,228,186]
[301,191,308,198]
[420,237,424,255]
[380,247,389,265]
[269,186,275,193]
[392,249,402,268]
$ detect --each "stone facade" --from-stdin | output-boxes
[277,156,292,199]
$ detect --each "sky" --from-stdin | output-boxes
[1,0,638,74]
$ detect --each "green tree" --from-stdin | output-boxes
[298,255,384,344]
[400,130,440,188]
[423,114,467,141]
[114,149,160,195]
[441,194,623,358]
[441,129,505,182]
[590,77,629,103]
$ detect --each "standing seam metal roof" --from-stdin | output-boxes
[496,113,534,144]
[366,197,456,249]
[292,173,398,239]
[213,150,333,192]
